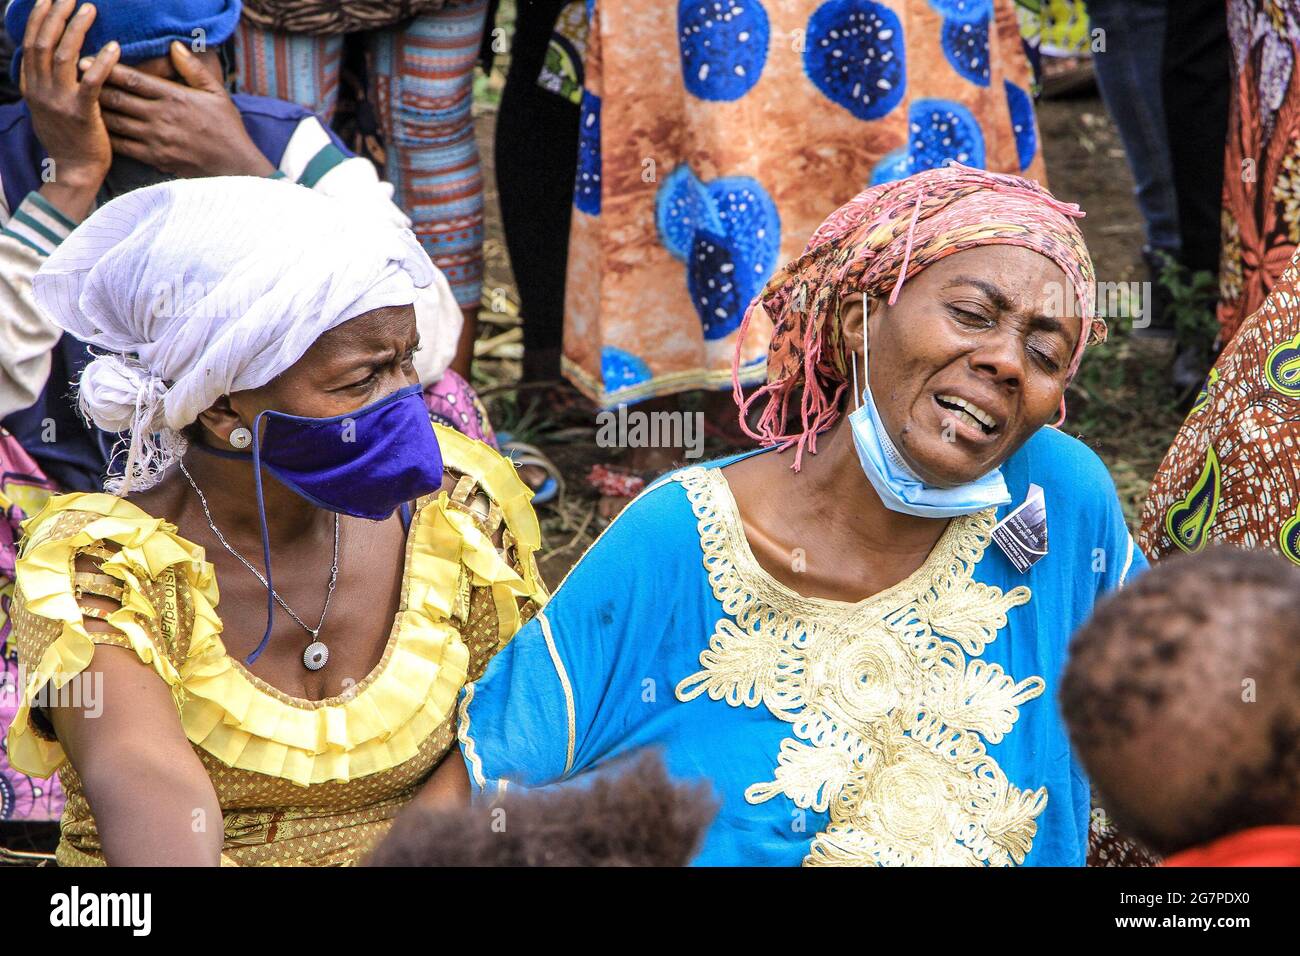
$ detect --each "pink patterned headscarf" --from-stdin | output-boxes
[733,164,1103,470]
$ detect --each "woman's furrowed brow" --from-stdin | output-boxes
[318,344,399,372]
[942,275,1016,312]
[943,274,1072,331]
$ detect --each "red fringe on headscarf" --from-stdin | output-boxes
[731,164,1103,471]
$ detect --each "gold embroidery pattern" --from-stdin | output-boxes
[672,467,1047,867]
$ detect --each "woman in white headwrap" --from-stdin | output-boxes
[4,176,546,866]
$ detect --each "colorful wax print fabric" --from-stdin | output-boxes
[1220,0,1300,340]
[537,0,590,105]
[562,0,1047,408]
[423,369,498,448]
[1141,249,1300,563]
[0,430,61,822]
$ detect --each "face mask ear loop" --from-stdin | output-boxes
[850,296,863,413]
[244,411,276,666]
[845,294,867,413]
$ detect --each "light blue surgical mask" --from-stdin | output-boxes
[846,337,1011,518]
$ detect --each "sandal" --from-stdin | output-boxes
[497,433,563,506]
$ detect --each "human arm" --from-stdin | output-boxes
[48,642,223,867]
[414,750,472,812]
[21,0,119,219]
[0,1,121,415]
[450,478,696,799]
[8,507,225,866]
[0,208,66,417]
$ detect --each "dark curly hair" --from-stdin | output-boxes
[366,752,716,867]
[1060,546,1300,857]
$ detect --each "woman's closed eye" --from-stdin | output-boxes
[945,303,994,328]
[1026,337,1064,373]
[339,345,421,391]
[342,367,382,391]
[946,302,1066,372]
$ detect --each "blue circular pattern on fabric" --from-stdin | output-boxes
[869,147,912,185]
[1004,79,1038,171]
[907,98,986,171]
[925,0,992,23]
[678,0,771,101]
[601,347,653,394]
[657,165,724,260]
[706,177,780,294]
[804,0,906,121]
[941,15,990,86]
[574,90,602,215]
[689,230,748,340]
[655,168,781,341]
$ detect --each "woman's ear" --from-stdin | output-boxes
[195,396,244,447]
[840,294,869,356]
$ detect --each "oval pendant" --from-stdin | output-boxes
[303,641,330,671]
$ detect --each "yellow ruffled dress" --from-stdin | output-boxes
[5,425,546,866]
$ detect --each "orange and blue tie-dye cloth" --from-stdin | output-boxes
[562,0,1048,409]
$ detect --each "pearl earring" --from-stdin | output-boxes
[229,426,252,449]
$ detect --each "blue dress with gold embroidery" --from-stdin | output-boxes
[457,428,1145,866]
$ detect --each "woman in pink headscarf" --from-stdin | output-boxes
[409,164,1145,867]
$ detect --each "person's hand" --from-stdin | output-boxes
[20,0,119,218]
[97,41,274,179]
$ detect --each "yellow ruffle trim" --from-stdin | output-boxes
[7,426,545,787]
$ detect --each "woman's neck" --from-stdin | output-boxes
[172,437,331,545]
[788,418,950,558]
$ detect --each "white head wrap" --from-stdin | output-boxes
[33,176,445,494]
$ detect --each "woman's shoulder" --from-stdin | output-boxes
[550,458,729,594]
[1000,427,1126,524]
[15,489,212,644]
[7,491,214,778]
[19,490,186,555]
[632,457,737,533]
[16,490,212,616]
[433,424,536,515]
[418,424,548,604]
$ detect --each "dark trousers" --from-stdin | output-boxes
[1161,0,1230,276]
[1086,0,1180,254]
[495,0,579,379]
[1085,0,1228,276]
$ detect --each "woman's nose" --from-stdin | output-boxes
[969,333,1024,388]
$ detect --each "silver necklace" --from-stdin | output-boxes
[178,459,339,671]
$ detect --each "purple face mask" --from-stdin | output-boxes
[252,382,444,521]
[233,383,444,664]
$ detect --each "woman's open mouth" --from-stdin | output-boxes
[935,393,999,437]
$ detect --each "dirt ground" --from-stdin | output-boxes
[470,88,1187,589]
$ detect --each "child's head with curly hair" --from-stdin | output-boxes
[367,752,715,867]
[1060,547,1300,857]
